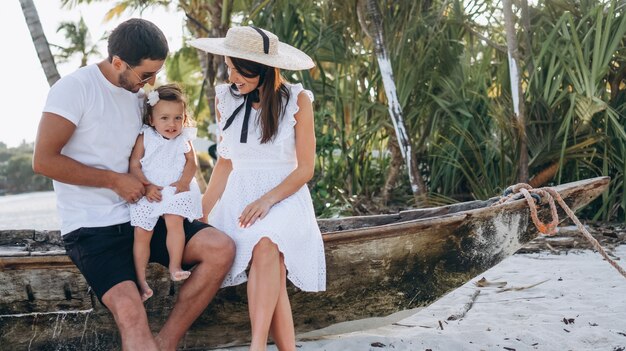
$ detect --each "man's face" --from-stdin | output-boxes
[117,58,164,93]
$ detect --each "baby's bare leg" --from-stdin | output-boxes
[163,214,191,281]
[133,226,155,301]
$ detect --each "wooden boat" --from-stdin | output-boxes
[0,176,610,350]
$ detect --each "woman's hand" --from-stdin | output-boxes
[145,184,163,202]
[170,180,190,194]
[239,196,274,228]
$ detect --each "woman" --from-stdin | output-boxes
[190,26,326,351]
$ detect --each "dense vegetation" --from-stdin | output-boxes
[0,142,52,194]
[17,0,626,222]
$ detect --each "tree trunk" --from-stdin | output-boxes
[519,0,534,73]
[503,0,529,182]
[357,0,426,203]
[181,1,230,185]
[20,0,60,87]
[183,1,230,123]
[382,132,404,205]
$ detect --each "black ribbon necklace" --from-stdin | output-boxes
[222,88,260,143]
[221,26,270,143]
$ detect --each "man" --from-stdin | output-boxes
[33,18,235,351]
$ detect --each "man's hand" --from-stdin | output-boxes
[112,173,146,203]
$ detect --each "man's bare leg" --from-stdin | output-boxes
[156,227,235,351]
[102,280,158,351]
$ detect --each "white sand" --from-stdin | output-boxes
[216,245,626,350]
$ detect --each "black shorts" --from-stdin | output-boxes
[62,218,211,304]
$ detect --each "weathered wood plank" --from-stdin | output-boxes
[0,246,29,257]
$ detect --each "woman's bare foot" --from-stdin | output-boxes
[138,281,153,302]
[170,269,191,281]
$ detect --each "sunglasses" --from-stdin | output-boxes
[125,62,162,84]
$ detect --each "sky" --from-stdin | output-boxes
[0,0,186,148]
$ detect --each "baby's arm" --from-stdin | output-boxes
[171,142,197,194]
[130,135,162,202]
[129,135,149,184]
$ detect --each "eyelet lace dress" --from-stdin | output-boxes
[130,126,203,231]
[209,83,326,292]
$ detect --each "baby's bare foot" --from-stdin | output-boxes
[170,270,191,281]
[138,282,153,302]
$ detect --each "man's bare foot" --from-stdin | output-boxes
[170,270,191,281]
[138,281,153,302]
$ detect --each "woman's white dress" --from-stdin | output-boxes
[209,83,326,292]
[130,126,202,231]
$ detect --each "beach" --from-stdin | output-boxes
[217,236,626,350]
[0,191,59,230]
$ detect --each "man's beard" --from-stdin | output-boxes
[118,72,140,93]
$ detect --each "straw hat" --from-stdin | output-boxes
[188,26,315,71]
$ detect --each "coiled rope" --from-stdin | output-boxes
[494,183,626,279]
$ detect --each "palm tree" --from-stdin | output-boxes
[357,0,426,202]
[53,17,102,68]
[19,0,60,86]
[503,0,529,182]
[357,0,425,203]
[526,0,626,220]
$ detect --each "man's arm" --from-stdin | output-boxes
[33,112,145,202]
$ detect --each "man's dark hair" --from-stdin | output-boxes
[107,18,169,66]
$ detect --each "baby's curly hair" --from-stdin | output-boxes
[143,83,195,127]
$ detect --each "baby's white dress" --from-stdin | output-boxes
[130,125,202,231]
[209,83,326,292]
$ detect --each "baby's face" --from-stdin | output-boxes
[150,100,185,139]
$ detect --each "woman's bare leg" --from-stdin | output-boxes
[269,254,295,350]
[133,226,154,301]
[247,237,282,351]
[163,214,191,281]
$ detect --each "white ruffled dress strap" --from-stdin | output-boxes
[141,125,164,161]
[180,127,197,153]
[140,124,151,134]
[276,83,314,143]
[215,84,236,159]
[215,84,231,130]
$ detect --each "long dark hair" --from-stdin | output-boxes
[229,56,290,143]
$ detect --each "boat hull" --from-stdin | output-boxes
[0,177,610,349]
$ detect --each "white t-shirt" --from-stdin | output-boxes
[43,64,144,235]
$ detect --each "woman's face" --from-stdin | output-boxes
[226,57,260,95]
